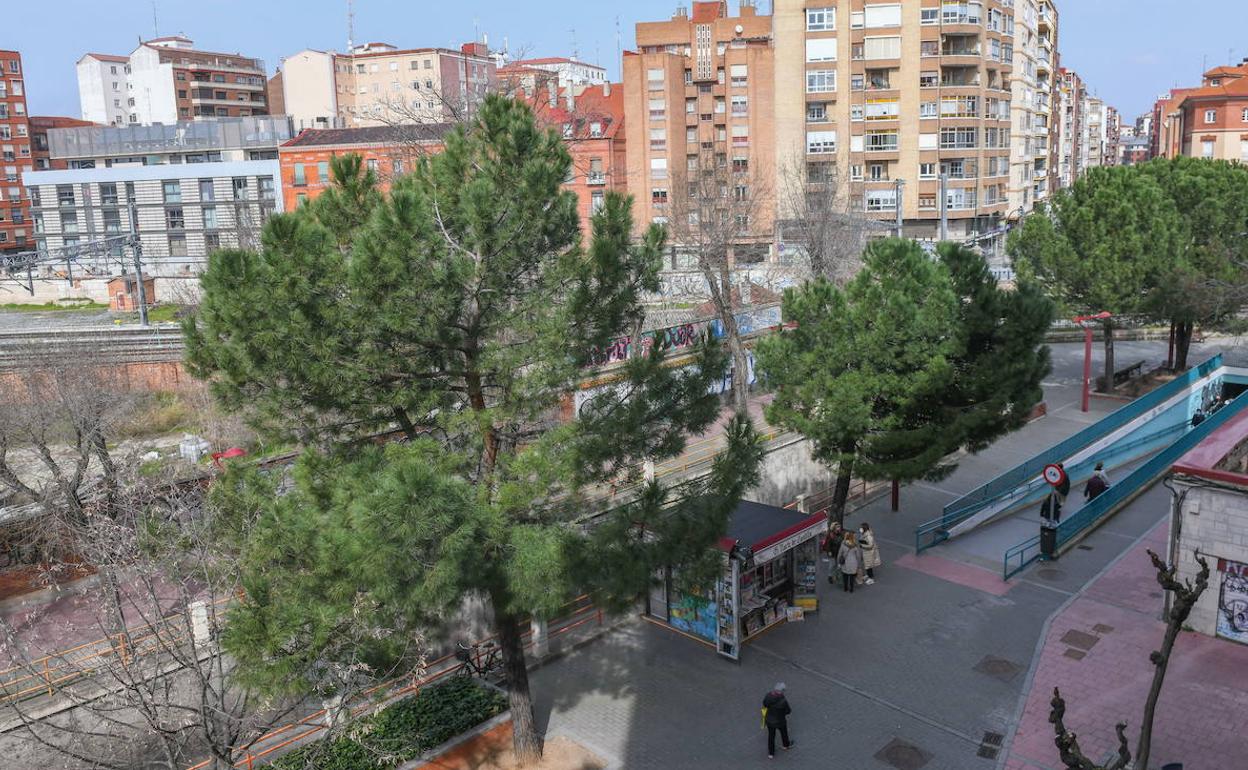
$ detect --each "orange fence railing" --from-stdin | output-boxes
[184,594,602,770]
[0,595,232,706]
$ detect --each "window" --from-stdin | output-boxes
[1202,140,1215,159]
[941,127,978,149]
[865,130,899,152]
[203,206,218,229]
[317,161,330,181]
[163,180,182,203]
[807,130,837,154]
[865,188,897,212]
[293,163,306,186]
[732,125,749,147]
[169,234,188,256]
[920,71,939,88]
[1242,108,1248,123]
[198,179,215,202]
[1241,139,1248,162]
[806,38,838,62]
[730,64,748,87]
[101,210,122,236]
[649,98,666,120]
[920,101,937,118]
[731,96,748,115]
[806,7,835,31]
[869,163,887,180]
[732,156,749,173]
[919,162,937,179]
[921,7,938,24]
[652,187,668,204]
[56,184,75,207]
[851,104,864,121]
[166,207,185,230]
[205,232,221,251]
[851,74,865,91]
[647,68,664,88]
[1205,109,1217,124]
[807,70,836,93]
[650,158,668,179]
[650,128,667,151]
[258,176,275,201]
[865,99,899,120]
[807,102,828,122]
[864,4,901,27]
[61,212,79,233]
[232,177,249,200]
[864,36,901,60]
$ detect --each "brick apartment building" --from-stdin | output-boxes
[279,42,496,131]
[29,116,94,170]
[277,124,450,210]
[526,82,628,234]
[1155,61,1248,162]
[78,36,268,125]
[623,0,775,257]
[0,49,32,253]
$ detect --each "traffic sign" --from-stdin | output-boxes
[1043,464,1067,488]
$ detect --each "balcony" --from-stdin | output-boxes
[586,172,606,186]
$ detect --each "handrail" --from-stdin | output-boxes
[1002,388,1248,580]
[938,356,1222,526]
[917,420,1190,554]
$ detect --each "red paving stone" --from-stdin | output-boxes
[1005,520,1248,770]
[894,551,1015,596]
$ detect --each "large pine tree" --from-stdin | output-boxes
[186,96,762,763]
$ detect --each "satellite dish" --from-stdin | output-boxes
[735,24,744,35]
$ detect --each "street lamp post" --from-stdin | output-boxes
[1074,311,1112,413]
[894,178,906,237]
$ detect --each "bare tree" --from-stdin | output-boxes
[1047,549,1210,770]
[775,155,883,287]
[665,147,772,414]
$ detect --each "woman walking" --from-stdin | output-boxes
[859,522,881,585]
[837,532,863,594]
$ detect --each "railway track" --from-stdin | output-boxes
[0,326,186,370]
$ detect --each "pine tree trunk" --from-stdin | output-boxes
[1173,321,1193,371]
[1102,321,1116,393]
[829,452,856,525]
[493,601,542,765]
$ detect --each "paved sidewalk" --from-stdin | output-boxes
[1003,520,1248,770]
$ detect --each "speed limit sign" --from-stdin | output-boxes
[1043,464,1068,487]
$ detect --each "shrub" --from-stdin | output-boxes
[269,677,507,770]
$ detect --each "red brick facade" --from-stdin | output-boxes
[28,115,94,171]
[0,49,32,253]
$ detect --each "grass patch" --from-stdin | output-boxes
[0,301,108,312]
[142,304,184,324]
[269,677,507,770]
[116,392,197,439]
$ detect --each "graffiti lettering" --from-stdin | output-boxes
[584,323,708,369]
[1218,559,1248,644]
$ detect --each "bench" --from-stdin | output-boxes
[1096,360,1146,391]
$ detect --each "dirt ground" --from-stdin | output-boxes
[469,737,605,770]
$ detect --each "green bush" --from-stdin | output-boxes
[269,677,507,770]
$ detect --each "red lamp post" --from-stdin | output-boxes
[1074,312,1112,413]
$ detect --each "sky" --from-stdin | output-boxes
[4,0,1247,122]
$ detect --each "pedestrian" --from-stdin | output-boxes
[823,522,845,584]
[1084,463,1110,502]
[761,682,794,758]
[1192,410,1206,428]
[1055,462,1071,506]
[837,532,863,594]
[858,522,881,585]
[1041,491,1061,523]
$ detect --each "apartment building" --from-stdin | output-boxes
[23,160,282,274]
[509,57,607,88]
[1054,67,1084,188]
[0,50,32,253]
[623,1,775,261]
[526,82,628,235]
[43,117,292,169]
[1084,96,1105,168]
[1008,0,1059,215]
[77,36,269,126]
[280,42,496,131]
[1156,61,1248,162]
[28,116,94,170]
[277,124,450,210]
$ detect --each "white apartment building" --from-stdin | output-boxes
[76,53,130,127]
[510,57,607,88]
[23,160,282,275]
[1007,0,1057,216]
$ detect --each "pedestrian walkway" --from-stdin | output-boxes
[1002,520,1248,770]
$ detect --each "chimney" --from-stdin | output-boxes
[674,5,688,20]
[548,86,558,108]
[565,85,575,112]
[602,82,611,97]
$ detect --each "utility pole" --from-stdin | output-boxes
[938,173,949,242]
[893,178,905,238]
[128,202,149,327]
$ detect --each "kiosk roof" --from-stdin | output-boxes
[719,500,826,553]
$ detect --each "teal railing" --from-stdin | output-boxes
[916,355,1223,554]
[1002,388,1248,580]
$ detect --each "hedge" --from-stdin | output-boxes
[269,677,508,770]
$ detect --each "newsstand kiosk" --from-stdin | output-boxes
[645,500,825,661]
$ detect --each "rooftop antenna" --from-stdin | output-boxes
[347,0,355,52]
[152,0,159,37]
[473,17,480,44]
[570,28,580,61]
[615,16,621,74]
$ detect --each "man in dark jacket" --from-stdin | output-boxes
[1084,472,1108,502]
[762,683,794,758]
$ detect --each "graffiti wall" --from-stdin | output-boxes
[1218,558,1248,645]
[584,321,710,369]
[668,587,718,643]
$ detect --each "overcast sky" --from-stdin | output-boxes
[5,0,1246,121]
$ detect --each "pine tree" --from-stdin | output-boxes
[186,95,763,764]
[754,238,958,522]
[868,243,1054,479]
